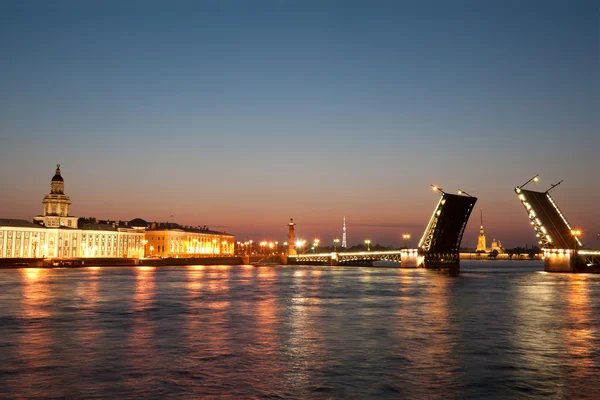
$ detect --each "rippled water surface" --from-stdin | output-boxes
[1,261,600,399]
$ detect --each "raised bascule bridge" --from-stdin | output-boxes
[515,175,600,272]
[288,186,477,269]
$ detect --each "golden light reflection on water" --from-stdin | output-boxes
[19,268,51,319]
[565,275,595,372]
[124,266,158,390]
[13,268,55,397]
[186,265,204,293]
[282,267,327,391]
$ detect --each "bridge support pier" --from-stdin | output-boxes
[543,250,600,273]
[400,250,419,268]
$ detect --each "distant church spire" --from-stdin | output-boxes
[342,216,347,248]
[476,209,487,252]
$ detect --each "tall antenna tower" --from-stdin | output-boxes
[342,216,347,248]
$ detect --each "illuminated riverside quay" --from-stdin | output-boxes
[1,167,597,274]
[0,166,234,266]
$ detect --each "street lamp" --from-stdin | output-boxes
[313,238,320,253]
[518,174,539,190]
[364,239,371,252]
[142,239,148,257]
[149,245,154,257]
[296,240,305,254]
[333,238,340,252]
[572,229,581,266]
[402,234,411,249]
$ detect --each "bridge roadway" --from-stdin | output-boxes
[288,249,420,267]
[515,183,600,272]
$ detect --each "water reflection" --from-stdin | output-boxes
[20,268,51,319]
[124,266,157,393]
[395,270,460,394]
[565,276,595,377]
[12,268,55,398]
[1,263,600,399]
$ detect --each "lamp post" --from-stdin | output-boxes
[572,229,581,267]
[149,245,154,257]
[364,239,371,252]
[296,240,305,254]
[519,174,539,189]
[402,234,411,249]
[283,242,288,255]
[313,238,320,253]
[333,238,340,252]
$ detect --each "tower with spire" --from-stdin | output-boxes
[476,210,487,252]
[33,165,79,228]
[342,216,347,249]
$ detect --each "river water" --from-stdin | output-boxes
[1,261,599,399]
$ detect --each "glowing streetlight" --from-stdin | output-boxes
[313,238,320,253]
[333,238,340,252]
[519,174,539,190]
[402,234,411,249]
[572,229,582,265]
[364,239,371,252]
[149,245,154,257]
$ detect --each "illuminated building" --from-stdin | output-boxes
[474,210,504,253]
[33,165,79,228]
[0,165,234,260]
[144,222,234,258]
[476,210,487,252]
[0,166,143,258]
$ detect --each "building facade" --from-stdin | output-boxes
[1,166,143,258]
[144,223,234,258]
[0,166,234,259]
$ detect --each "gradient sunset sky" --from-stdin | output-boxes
[1,0,598,248]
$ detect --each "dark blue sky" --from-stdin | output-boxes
[1,0,598,247]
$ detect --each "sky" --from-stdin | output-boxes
[1,0,598,248]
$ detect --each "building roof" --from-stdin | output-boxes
[0,219,45,228]
[128,218,148,228]
[52,165,64,182]
[80,223,118,232]
[146,222,233,236]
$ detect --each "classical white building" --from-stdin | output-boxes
[0,166,144,259]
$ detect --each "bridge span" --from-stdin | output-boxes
[515,176,600,272]
[288,188,477,269]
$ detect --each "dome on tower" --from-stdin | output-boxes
[51,164,64,182]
